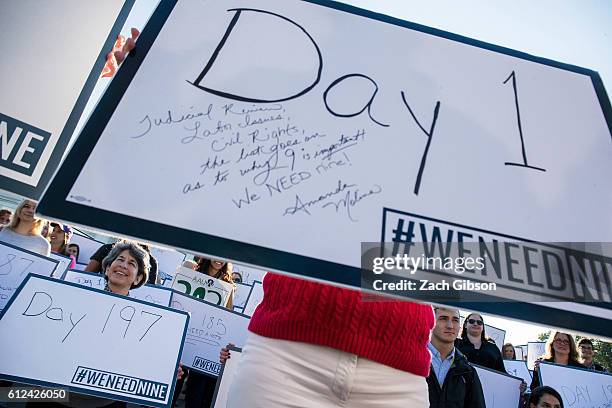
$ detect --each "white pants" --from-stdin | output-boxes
[227,333,428,408]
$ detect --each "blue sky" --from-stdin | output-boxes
[77,0,611,346]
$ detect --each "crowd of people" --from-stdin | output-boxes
[0,198,609,408]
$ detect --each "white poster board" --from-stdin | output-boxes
[514,346,524,361]
[527,342,546,370]
[503,360,532,384]
[232,264,267,286]
[171,266,233,307]
[37,0,612,336]
[170,292,250,377]
[70,233,106,264]
[0,241,58,310]
[0,0,133,198]
[211,346,243,408]
[0,275,188,408]
[63,270,173,307]
[149,246,185,282]
[63,270,106,290]
[519,345,528,361]
[233,282,253,310]
[539,362,612,408]
[242,280,264,317]
[49,253,73,278]
[473,364,522,408]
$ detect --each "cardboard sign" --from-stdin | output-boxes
[0,241,58,310]
[211,346,243,408]
[0,0,134,198]
[233,282,253,309]
[63,270,172,306]
[473,364,522,408]
[503,360,531,384]
[69,233,106,264]
[527,342,547,370]
[37,0,612,336]
[514,346,524,361]
[171,266,233,307]
[539,362,612,408]
[170,292,250,377]
[242,280,264,317]
[0,275,189,408]
[49,253,73,278]
[232,264,267,286]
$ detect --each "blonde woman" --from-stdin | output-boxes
[530,331,584,390]
[0,199,50,256]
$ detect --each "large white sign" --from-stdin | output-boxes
[170,292,250,377]
[69,233,106,265]
[527,342,546,371]
[539,362,612,408]
[38,0,612,335]
[63,270,173,307]
[242,280,264,317]
[149,246,185,281]
[233,282,253,310]
[232,264,267,286]
[514,345,524,361]
[172,266,234,307]
[473,364,522,408]
[0,275,188,408]
[0,241,58,310]
[0,0,133,198]
[503,360,531,384]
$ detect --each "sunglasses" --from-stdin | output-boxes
[467,318,484,326]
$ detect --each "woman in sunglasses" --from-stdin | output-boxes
[455,313,505,372]
[530,331,583,391]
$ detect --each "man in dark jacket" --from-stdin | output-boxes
[427,307,486,408]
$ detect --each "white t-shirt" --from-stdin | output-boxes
[0,228,51,256]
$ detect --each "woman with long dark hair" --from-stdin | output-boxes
[455,313,505,372]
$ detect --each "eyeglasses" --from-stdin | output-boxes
[553,338,570,345]
[467,319,483,326]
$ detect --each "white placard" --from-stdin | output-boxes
[520,345,528,360]
[171,266,234,307]
[63,270,106,290]
[233,282,253,309]
[473,364,522,408]
[63,270,172,307]
[0,0,131,198]
[232,264,267,286]
[0,275,188,407]
[527,342,546,370]
[129,285,172,307]
[170,292,250,377]
[503,360,532,384]
[0,241,58,310]
[211,347,243,408]
[539,362,612,408]
[514,346,524,361]
[484,325,506,351]
[49,253,73,278]
[149,246,185,281]
[70,233,106,264]
[242,280,264,317]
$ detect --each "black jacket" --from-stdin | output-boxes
[427,348,486,408]
[455,337,506,373]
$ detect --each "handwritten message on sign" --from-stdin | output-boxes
[172,266,233,307]
[170,292,249,377]
[0,241,58,310]
[539,362,612,408]
[38,0,611,334]
[0,275,188,407]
